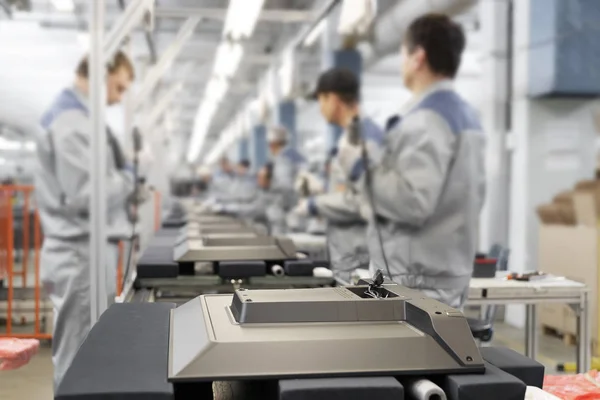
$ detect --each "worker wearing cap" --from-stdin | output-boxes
[334,14,486,308]
[267,126,306,234]
[292,67,384,282]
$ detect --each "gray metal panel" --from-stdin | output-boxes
[168,284,485,382]
[173,237,297,262]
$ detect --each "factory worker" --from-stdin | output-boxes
[267,126,307,234]
[35,51,139,389]
[231,159,257,202]
[210,157,236,202]
[217,163,275,222]
[335,14,486,308]
[292,68,384,283]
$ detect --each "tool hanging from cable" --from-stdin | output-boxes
[347,116,393,281]
[121,127,144,293]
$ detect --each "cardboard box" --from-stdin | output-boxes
[538,182,600,348]
[538,225,597,341]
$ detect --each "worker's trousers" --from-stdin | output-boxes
[40,237,119,392]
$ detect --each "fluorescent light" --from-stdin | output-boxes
[223,0,265,40]
[187,100,220,162]
[278,50,294,98]
[0,137,23,151]
[24,141,36,151]
[51,0,75,12]
[213,42,244,79]
[205,77,229,102]
[303,19,326,47]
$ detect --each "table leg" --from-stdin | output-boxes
[525,304,538,360]
[577,291,591,373]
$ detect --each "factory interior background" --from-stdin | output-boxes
[1,0,600,399]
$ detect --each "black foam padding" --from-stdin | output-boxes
[218,261,267,278]
[481,347,545,389]
[56,303,176,400]
[437,362,526,400]
[284,260,314,276]
[311,260,331,269]
[162,219,186,228]
[279,377,404,400]
[136,246,179,279]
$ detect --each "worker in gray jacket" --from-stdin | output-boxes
[216,162,275,223]
[336,14,486,308]
[292,68,384,283]
[209,157,236,202]
[35,52,138,390]
[267,126,306,234]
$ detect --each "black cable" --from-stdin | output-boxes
[121,129,142,294]
[349,116,392,281]
[361,142,392,281]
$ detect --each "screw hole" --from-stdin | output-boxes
[435,311,442,315]
[466,356,473,362]
[246,299,253,302]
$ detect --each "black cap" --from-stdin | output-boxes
[310,67,360,102]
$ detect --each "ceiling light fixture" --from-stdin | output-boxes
[303,19,326,47]
[223,0,265,40]
[213,42,244,79]
[51,0,75,12]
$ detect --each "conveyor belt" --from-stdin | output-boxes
[135,275,335,303]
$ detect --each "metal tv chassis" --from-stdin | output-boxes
[168,282,485,382]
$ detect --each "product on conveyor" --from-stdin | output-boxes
[168,278,485,382]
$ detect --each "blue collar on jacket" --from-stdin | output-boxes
[40,87,88,130]
[281,147,306,165]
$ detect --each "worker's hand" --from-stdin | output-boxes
[294,172,325,196]
[126,203,139,223]
[132,183,151,204]
[208,203,226,214]
[136,147,154,177]
[291,199,309,217]
[337,134,364,181]
[291,198,318,217]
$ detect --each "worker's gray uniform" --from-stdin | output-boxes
[34,87,134,390]
[270,147,306,235]
[352,81,486,308]
[222,189,274,224]
[311,118,384,283]
[229,173,257,203]
[209,170,236,202]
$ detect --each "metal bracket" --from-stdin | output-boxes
[134,17,200,110]
[105,0,154,60]
[155,6,313,23]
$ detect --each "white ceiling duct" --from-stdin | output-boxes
[360,0,478,66]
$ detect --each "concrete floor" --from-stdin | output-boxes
[0,322,578,400]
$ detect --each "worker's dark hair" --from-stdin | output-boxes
[239,159,251,168]
[76,50,136,80]
[313,68,359,105]
[404,13,466,78]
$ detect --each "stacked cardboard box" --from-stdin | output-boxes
[537,180,600,349]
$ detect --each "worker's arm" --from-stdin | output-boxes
[362,109,456,227]
[53,113,134,215]
[271,156,298,212]
[223,192,268,220]
[312,190,363,223]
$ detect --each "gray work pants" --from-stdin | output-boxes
[40,237,118,392]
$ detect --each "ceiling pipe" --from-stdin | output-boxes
[360,0,478,67]
[117,0,157,64]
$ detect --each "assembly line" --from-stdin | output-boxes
[1,0,599,399]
